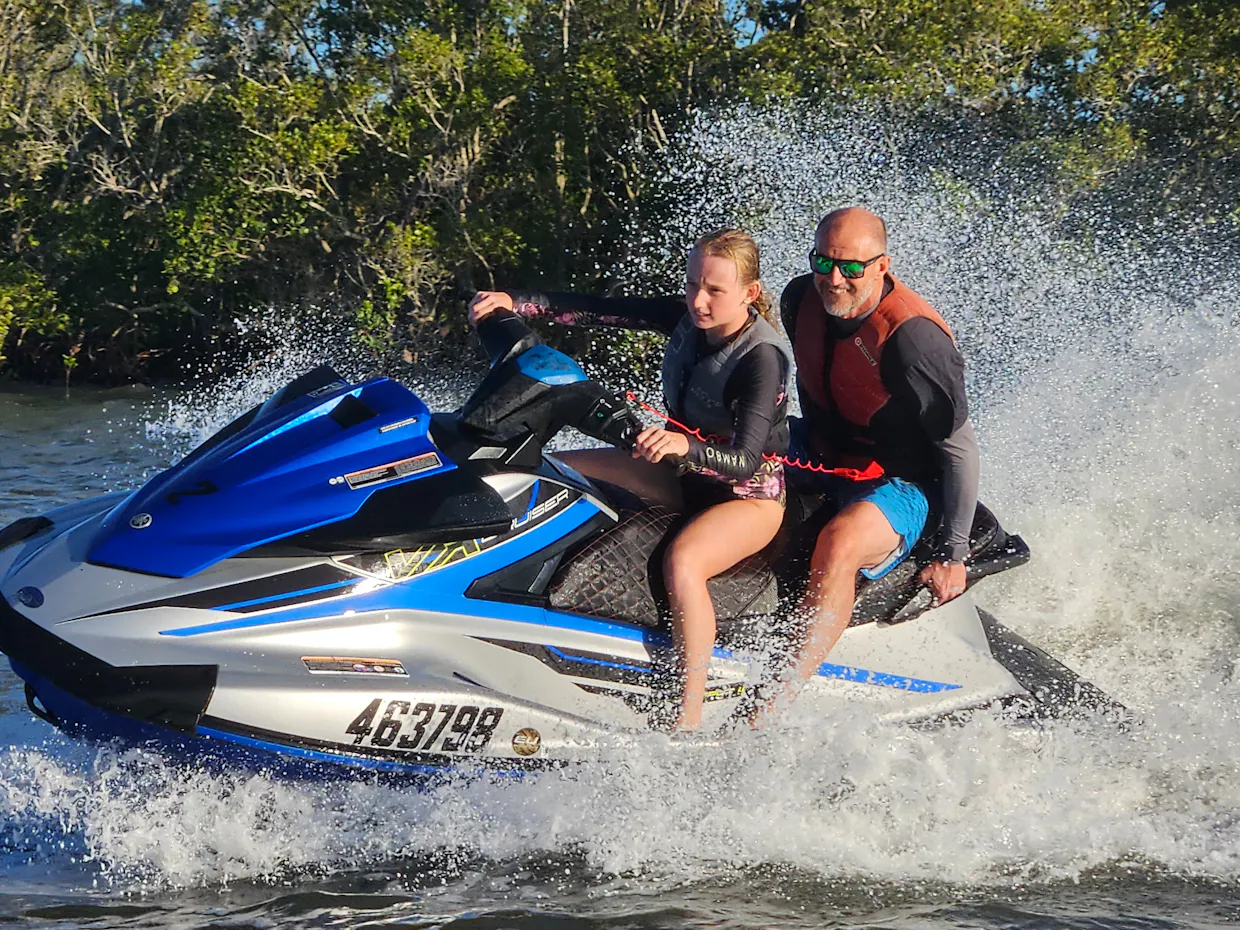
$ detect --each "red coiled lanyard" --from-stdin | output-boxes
[624,392,884,482]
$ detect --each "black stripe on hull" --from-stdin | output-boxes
[0,597,216,734]
[475,637,745,703]
[224,581,363,614]
[476,637,658,687]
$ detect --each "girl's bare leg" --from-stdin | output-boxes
[554,448,683,510]
[662,497,785,730]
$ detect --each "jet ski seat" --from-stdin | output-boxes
[548,506,779,628]
[547,490,1029,630]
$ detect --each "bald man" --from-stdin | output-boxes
[768,207,980,707]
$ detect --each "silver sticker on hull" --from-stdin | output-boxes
[342,451,441,489]
[303,656,408,676]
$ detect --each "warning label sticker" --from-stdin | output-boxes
[343,452,442,489]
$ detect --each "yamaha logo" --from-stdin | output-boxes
[16,586,44,609]
[129,513,153,529]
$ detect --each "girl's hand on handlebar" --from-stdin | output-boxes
[468,291,514,326]
[633,426,690,464]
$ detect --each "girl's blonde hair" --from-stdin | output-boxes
[691,228,776,326]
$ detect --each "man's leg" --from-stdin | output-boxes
[785,501,903,684]
[740,477,930,725]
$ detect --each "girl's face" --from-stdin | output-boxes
[684,251,760,341]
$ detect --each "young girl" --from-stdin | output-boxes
[468,229,790,731]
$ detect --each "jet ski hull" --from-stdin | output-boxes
[1,529,1104,780]
[0,335,1117,777]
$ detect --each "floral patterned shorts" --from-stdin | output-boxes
[679,457,786,512]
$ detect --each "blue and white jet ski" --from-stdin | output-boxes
[0,312,1114,776]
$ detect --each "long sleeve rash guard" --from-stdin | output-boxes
[508,291,788,483]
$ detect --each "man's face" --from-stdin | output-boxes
[812,225,889,319]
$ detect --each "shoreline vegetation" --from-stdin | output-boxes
[1,0,1236,385]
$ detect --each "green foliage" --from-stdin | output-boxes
[0,261,64,364]
[0,0,1235,380]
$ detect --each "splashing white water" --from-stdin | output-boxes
[6,702,1240,889]
[3,103,1240,892]
[138,309,483,461]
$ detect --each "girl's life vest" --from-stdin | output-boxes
[506,290,792,481]
[661,311,791,457]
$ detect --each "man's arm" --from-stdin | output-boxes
[885,318,977,562]
[933,420,980,562]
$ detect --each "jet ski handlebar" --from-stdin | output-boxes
[458,310,644,456]
[473,308,542,368]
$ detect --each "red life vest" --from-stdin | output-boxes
[793,273,954,471]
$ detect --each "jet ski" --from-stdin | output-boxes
[0,312,1115,777]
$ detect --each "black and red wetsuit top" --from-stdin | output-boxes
[781,274,980,561]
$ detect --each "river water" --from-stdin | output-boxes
[3,107,1240,927]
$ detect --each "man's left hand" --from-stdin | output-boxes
[919,560,967,606]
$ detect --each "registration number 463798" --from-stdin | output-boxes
[346,699,504,754]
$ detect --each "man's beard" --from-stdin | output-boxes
[816,277,876,319]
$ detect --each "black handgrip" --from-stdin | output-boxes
[475,309,541,368]
[576,390,643,450]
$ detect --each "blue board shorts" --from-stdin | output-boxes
[786,420,930,579]
[788,470,930,580]
[828,476,930,579]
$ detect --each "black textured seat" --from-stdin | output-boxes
[548,489,1026,630]
[547,507,779,628]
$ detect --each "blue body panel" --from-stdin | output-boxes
[516,345,589,385]
[87,378,449,578]
[158,496,603,636]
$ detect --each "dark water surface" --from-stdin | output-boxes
[7,867,1240,930]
